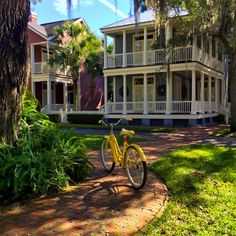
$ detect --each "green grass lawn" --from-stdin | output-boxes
[143,144,236,236]
[70,133,145,151]
[213,127,236,138]
[58,123,177,133]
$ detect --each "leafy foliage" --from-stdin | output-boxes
[0,92,92,202]
[49,21,103,110]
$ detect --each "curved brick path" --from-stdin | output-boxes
[0,124,233,236]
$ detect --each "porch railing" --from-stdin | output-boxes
[33,62,71,76]
[126,52,143,66]
[147,49,165,64]
[105,101,227,114]
[171,101,192,113]
[107,54,123,68]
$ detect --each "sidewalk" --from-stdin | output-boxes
[0,124,234,236]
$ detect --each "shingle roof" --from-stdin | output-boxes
[101,8,188,30]
[101,9,155,30]
[28,18,82,39]
[41,18,81,36]
[28,22,48,38]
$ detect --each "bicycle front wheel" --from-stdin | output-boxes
[124,146,147,189]
[100,139,115,173]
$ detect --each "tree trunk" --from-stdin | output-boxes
[0,0,30,144]
[229,50,236,132]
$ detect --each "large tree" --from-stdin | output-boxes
[49,22,103,110]
[0,0,30,144]
[134,0,236,132]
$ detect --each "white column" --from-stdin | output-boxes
[221,78,225,105]
[31,44,35,75]
[143,73,148,114]
[63,83,68,111]
[46,42,50,61]
[123,75,127,114]
[104,76,108,114]
[200,72,204,113]
[208,75,212,113]
[104,33,107,69]
[215,77,218,111]
[123,30,126,67]
[143,27,147,65]
[47,79,51,112]
[166,72,173,115]
[191,70,196,114]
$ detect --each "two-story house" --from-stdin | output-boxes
[27,12,104,114]
[101,9,227,126]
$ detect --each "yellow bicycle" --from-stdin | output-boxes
[99,117,147,189]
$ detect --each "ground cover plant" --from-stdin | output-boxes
[143,144,236,235]
[0,93,92,203]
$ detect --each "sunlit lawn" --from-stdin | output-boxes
[144,144,236,235]
[71,133,145,151]
[58,123,177,133]
[213,127,236,138]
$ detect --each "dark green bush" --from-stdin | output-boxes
[217,114,225,123]
[0,92,92,202]
[48,114,61,123]
[67,114,103,124]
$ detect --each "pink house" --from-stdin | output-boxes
[27,12,104,114]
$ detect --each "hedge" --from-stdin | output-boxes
[67,114,103,124]
[48,114,61,123]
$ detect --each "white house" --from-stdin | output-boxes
[101,9,228,126]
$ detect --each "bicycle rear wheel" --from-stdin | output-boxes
[100,139,115,172]
[124,146,147,189]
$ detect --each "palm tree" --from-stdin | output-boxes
[49,22,103,110]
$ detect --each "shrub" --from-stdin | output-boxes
[67,114,103,124]
[48,114,61,123]
[0,92,92,202]
[217,114,225,123]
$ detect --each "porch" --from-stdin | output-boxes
[104,70,225,116]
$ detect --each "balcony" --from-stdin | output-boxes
[105,45,223,71]
[32,62,71,77]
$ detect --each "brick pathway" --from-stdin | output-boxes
[0,124,233,236]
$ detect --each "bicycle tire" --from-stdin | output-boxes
[124,145,147,189]
[100,139,115,173]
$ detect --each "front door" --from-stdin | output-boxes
[133,76,155,113]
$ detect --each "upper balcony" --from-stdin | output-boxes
[32,62,71,77]
[102,23,224,73]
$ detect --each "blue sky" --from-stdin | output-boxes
[33,0,132,38]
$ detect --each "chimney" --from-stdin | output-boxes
[29,12,37,24]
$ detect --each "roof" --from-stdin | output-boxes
[28,22,48,39]
[41,18,81,36]
[28,17,83,39]
[101,8,188,31]
[101,9,155,30]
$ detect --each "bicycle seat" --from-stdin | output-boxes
[119,128,135,136]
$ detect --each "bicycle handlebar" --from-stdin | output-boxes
[98,116,132,126]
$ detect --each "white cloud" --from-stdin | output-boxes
[54,0,127,19]
[98,0,128,19]
[54,0,93,16]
